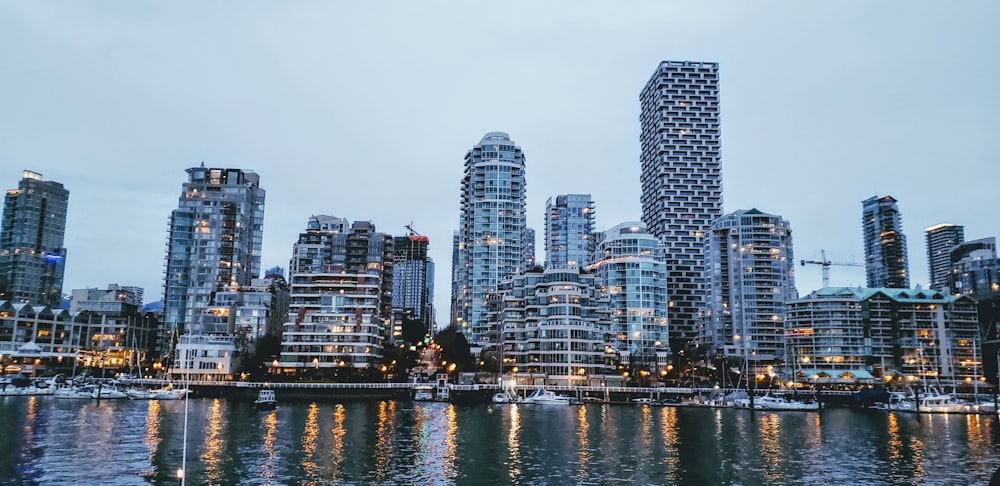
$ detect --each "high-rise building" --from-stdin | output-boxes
[0,170,69,306]
[588,222,669,371]
[925,223,965,291]
[545,194,596,268]
[702,209,796,364]
[393,229,433,343]
[523,227,536,269]
[949,237,999,297]
[279,216,394,372]
[162,165,265,353]
[451,132,528,348]
[639,61,722,353]
[862,196,909,288]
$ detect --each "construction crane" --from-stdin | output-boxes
[405,222,429,242]
[800,249,863,287]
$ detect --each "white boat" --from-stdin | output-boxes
[522,389,573,405]
[878,389,968,413]
[147,384,190,400]
[414,385,435,401]
[91,384,128,399]
[54,385,96,399]
[254,389,277,410]
[732,392,820,411]
[126,387,152,400]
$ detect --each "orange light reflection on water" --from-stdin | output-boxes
[507,404,522,481]
[658,406,680,484]
[576,405,591,478]
[200,399,225,483]
[328,403,347,480]
[300,402,319,479]
[758,413,783,483]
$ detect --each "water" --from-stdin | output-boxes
[1,396,999,485]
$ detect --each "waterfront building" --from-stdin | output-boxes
[926,223,965,292]
[640,60,723,354]
[162,165,265,376]
[184,276,289,379]
[451,132,528,349]
[0,301,75,376]
[278,216,394,374]
[392,230,433,343]
[862,195,910,289]
[587,222,669,373]
[0,170,69,307]
[70,284,153,372]
[494,265,612,386]
[545,194,596,268]
[785,287,980,384]
[702,209,796,366]
[950,237,1000,297]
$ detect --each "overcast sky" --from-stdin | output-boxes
[2,2,997,323]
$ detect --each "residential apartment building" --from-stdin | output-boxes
[0,170,69,307]
[950,237,999,297]
[702,209,796,364]
[925,223,964,292]
[70,284,153,372]
[862,195,909,289]
[278,216,393,373]
[451,132,528,349]
[640,60,722,352]
[587,222,669,371]
[494,265,612,386]
[162,165,265,376]
[785,287,980,383]
[545,194,596,268]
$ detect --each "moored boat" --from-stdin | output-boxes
[522,389,573,405]
[732,392,820,411]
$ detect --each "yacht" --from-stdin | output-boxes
[522,389,573,405]
[732,392,820,411]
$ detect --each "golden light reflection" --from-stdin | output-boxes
[300,403,319,479]
[261,408,278,481]
[22,396,38,448]
[508,405,522,480]
[144,400,161,462]
[659,406,680,484]
[372,400,396,482]
[444,405,458,480]
[886,413,902,463]
[329,403,347,479]
[576,405,591,478]
[200,399,225,483]
[964,414,993,465]
[758,413,783,483]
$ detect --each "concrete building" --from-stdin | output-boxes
[70,284,153,374]
[278,216,394,374]
[925,223,964,292]
[0,170,69,307]
[786,287,980,385]
[162,165,265,376]
[392,230,434,344]
[0,301,75,376]
[587,222,669,372]
[493,265,612,386]
[451,132,528,349]
[640,61,723,354]
[545,194,596,268]
[702,209,796,365]
[862,195,910,289]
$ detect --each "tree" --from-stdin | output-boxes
[434,325,474,371]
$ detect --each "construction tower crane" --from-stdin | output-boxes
[405,222,429,242]
[800,249,863,287]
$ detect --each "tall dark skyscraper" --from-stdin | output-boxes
[393,228,433,342]
[925,223,964,291]
[0,170,69,306]
[862,195,910,289]
[639,61,722,352]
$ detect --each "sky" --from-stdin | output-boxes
[1,2,997,325]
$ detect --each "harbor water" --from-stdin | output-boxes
[1,395,999,485]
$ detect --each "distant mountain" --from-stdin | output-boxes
[142,301,163,313]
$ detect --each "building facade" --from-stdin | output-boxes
[639,60,722,353]
[0,170,69,307]
[451,132,528,349]
[278,216,394,373]
[862,195,909,289]
[587,222,669,371]
[392,231,433,343]
[494,265,612,386]
[925,223,964,291]
[545,194,596,268]
[162,165,265,377]
[950,237,999,297]
[786,287,980,384]
[702,209,796,365]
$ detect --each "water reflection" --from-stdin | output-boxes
[757,413,783,483]
[328,403,346,480]
[658,406,680,484]
[200,399,225,483]
[300,403,319,479]
[261,408,278,482]
[507,404,521,480]
[576,405,590,478]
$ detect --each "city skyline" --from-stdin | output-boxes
[1,3,997,325]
